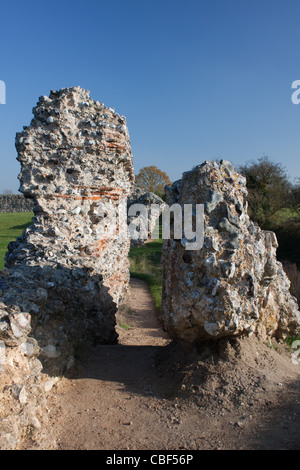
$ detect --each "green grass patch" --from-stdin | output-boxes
[0,212,33,270]
[129,240,163,313]
[268,207,300,227]
[119,322,133,331]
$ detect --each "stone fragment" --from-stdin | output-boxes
[205,190,223,213]
[44,377,59,392]
[31,416,41,430]
[41,344,60,359]
[9,312,31,339]
[0,433,18,450]
[18,386,27,405]
[19,338,40,357]
[10,383,23,400]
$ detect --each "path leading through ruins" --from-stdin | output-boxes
[40,278,182,450]
[25,278,300,451]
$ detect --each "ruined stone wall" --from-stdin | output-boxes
[161,160,300,344]
[0,87,134,448]
[0,195,34,213]
[2,88,300,448]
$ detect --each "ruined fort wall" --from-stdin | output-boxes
[0,87,135,448]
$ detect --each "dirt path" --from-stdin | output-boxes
[40,278,178,450]
[25,278,300,450]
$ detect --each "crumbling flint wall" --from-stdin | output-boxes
[161,160,300,344]
[0,87,134,448]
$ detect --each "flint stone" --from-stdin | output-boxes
[44,377,59,392]
[205,190,223,214]
[18,386,27,405]
[9,313,31,340]
[41,344,60,359]
[0,341,5,365]
[19,338,40,357]
[0,434,18,450]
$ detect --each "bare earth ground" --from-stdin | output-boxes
[23,278,300,450]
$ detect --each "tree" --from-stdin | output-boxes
[135,166,171,198]
[238,156,292,227]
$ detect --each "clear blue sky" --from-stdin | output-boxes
[1,0,300,192]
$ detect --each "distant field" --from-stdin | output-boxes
[0,212,33,270]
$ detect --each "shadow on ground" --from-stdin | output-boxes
[72,342,182,400]
[242,376,300,450]
[60,339,300,450]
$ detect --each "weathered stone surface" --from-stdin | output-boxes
[13,86,134,306]
[161,160,300,344]
[1,86,136,356]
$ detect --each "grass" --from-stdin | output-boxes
[0,212,33,270]
[119,322,132,331]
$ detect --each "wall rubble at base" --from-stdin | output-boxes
[161,160,300,344]
[0,87,134,448]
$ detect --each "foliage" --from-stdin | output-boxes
[238,156,293,227]
[239,156,300,269]
[119,322,132,331]
[135,166,171,199]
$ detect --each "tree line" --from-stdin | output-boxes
[238,156,300,268]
